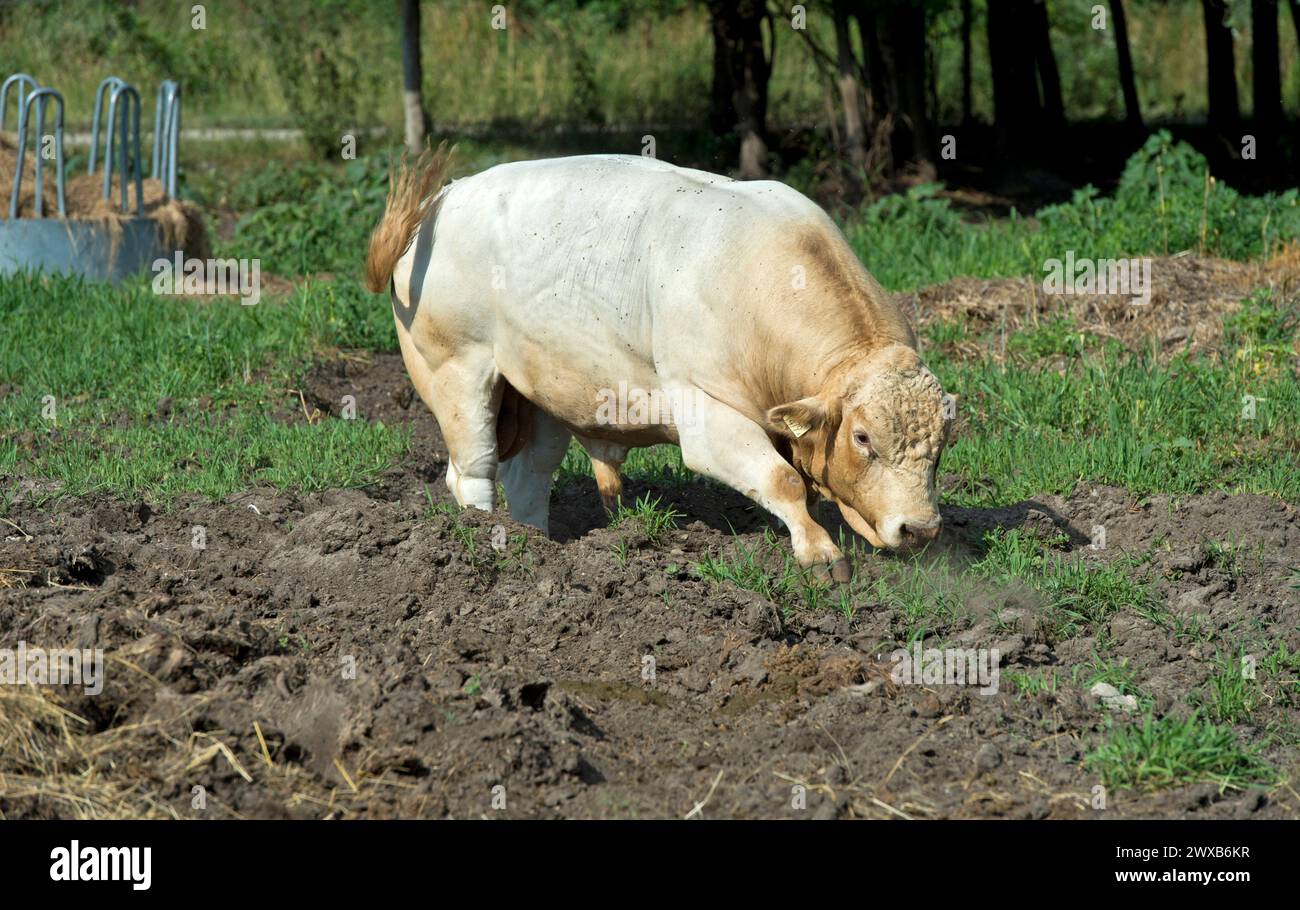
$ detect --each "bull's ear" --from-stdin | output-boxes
[942,393,960,445]
[767,397,828,440]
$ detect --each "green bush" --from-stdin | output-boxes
[847,132,1300,290]
[224,155,390,278]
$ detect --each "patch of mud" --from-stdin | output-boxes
[894,249,1300,361]
[2,462,1296,818]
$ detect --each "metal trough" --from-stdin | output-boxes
[0,216,168,281]
[0,73,183,282]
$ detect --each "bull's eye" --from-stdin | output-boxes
[853,431,873,455]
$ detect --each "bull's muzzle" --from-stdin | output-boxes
[881,514,942,550]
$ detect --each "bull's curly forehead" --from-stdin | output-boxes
[846,364,946,463]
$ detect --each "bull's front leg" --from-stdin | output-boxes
[674,390,851,584]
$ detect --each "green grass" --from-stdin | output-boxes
[1084,712,1276,793]
[972,529,1153,640]
[1074,656,1153,709]
[926,293,1300,507]
[859,526,1151,642]
[429,502,535,577]
[1011,656,1157,708]
[1194,652,1264,725]
[0,272,405,503]
[37,413,407,501]
[1006,668,1060,697]
[1257,643,1300,710]
[1202,537,1247,583]
[865,557,969,643]
[692,521,1150,638]
[608,493,681,545]
[693,528,857,617]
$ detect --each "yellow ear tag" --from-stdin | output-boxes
[784,416,811,438]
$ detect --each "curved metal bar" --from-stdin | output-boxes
[151,80,172,178]
[8,87,66,219]
[152,80,181,198]
[151,84,164,178]
[166,85,181,198]
[1,73,39,131]
[104,83,143,214]
[102,88,119,199]
[89,75,126,175]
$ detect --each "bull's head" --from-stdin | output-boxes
[766,343,955,551]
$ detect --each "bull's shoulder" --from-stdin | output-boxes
[736,214,915,350]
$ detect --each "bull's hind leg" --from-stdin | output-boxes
[397,330,499,511]
[675,390,850,583]
[498,409,571,533]
[578,436,628,512]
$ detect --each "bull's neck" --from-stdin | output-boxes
[765,331,909,411]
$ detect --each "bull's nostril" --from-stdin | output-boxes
[898,520,940,547]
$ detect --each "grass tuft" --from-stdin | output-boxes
[1084,712,1275,793]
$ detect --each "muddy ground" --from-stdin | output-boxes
[2,340,1297,819]
[893,248,1300,361]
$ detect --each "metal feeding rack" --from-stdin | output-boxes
[0,73,184,280]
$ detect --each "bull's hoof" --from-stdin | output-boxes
[831,558,852,584]
[808,558,853,586]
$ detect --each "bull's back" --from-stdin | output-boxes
[400,155,901,433]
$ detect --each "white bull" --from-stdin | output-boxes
[366,149,954,582]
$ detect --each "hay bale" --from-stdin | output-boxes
[0,134,209,260]
[0,133,57,216]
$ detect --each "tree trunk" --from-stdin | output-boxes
[856,5,888,130]
[400,0,428,154]
[1110,0,1142,127]
[1202,0,1240,129]
[987,0,1042,151]
[709,0,772,178]
[1028,0,1065,128]
[833,0,868,171]
[709,13,733,135]
[1251,0,1282,129]
[877,1,934,175]
[1289,0,1300,54]
[960,0,972,124]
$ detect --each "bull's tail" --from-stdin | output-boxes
[364,141,454,294]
